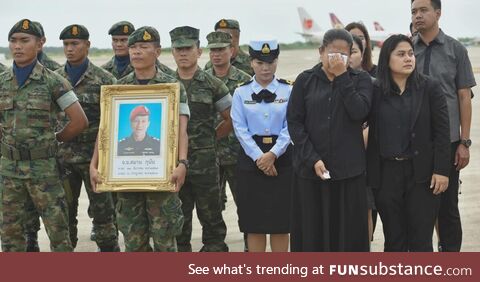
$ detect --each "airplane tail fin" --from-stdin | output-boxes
[373,21,385,31]
[329,13,344,29]
[297,7,322,33]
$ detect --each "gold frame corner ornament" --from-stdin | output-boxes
[97,83,180,192]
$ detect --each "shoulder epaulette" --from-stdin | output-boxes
[277,78,294,85]
[237,79,253,87]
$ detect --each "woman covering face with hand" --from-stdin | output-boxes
[287,29,373,252]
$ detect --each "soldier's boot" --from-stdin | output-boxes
[26,232,40,252]
[90,226,96,241]
[97,244,120,252]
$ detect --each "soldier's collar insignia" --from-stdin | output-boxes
[72,26,79,36]
[261,43,271,54]
[219,19,227,28]
[22,20,30,30]
[143,30,152,41]
[123,25,129,34]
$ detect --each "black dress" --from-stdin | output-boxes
[287,64,373,251]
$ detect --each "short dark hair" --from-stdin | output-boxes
[351,34,364,55]
[377,34,420,95]
[345,22,374,72]
[321,28,353,52]
[411,0,441,10]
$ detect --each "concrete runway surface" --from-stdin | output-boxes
[5,47,480,252]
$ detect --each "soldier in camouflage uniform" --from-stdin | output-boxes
[204,19,253,76]
[102,21,175,79]
[205,31,251,211]
[22,21,62,252]
[91,26,190,252]
[0,19,88,252]
[171,26,232,252]
[52,24,119,251]
[33,21,61,71]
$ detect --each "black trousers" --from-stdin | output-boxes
[376,160,440,252]
[438,142,462,252]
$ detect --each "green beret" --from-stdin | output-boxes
[170,26,200,48]
[108,21,135,36]
[206,31,232,48]
[32,21,45,37]
[127,26,160,46]
[8,19,42,39]
[214,19,240,31]
[59,24,90,40]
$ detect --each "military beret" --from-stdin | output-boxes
[130,105,150,121]
[127,26,160,46]
[206,31,232,49]
[59,24,90,40]
[214,19,240,31]
[8,19,43,39]
[169,26,199,48]
[32,21,45,37]
[249,39,280,63]
[109,21,135,36]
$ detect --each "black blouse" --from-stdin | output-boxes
[287,64,373,180]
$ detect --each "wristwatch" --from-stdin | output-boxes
[460,139,472,148]
[178,159,189,169]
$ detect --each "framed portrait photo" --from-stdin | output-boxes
[96,83,180,192]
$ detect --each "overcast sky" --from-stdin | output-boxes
[0,0,478,48]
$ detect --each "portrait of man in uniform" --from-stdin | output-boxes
[117,104,161,156]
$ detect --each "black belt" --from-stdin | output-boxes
[252,135,278,147]
[0,143,57,161]
[384,156,411,161]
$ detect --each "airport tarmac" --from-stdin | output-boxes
[3,46,480,252]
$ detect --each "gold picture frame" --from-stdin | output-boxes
[96,83,180,192]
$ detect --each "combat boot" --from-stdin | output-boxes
[98,244,120,252]
[90,226,96,241]
[26,232,40,252]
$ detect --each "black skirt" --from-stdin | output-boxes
[290,173,369,252]
[236,136,292,234]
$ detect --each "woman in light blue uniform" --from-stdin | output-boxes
[231,39,292,252]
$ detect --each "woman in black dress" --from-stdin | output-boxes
[287,29,372,251]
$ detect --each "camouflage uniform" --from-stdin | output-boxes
[0,63,6,73]
[102,57,175,79]
[55,60,118,250]
[206,66,251,209]
[38,52,61,71]
[204,49,253,76]
[0,60,75,252]
[175,69,232,252]
[115,26,190,252]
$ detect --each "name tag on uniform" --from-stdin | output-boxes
[274,98,288,103]
[244,100,257,105]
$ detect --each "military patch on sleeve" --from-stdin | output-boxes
[237,79,253,87]
[277,78,294,85]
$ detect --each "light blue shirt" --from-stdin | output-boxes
[231,76,292,161]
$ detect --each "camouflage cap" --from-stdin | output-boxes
[130,105,150,121]
[127,26,160,46]
[206,31,232,48]
[170,26,199,48]
[214,19,240,31]
[32,21,45,37]
[8,19,43,39]
[108,21,135,36]
[59,24,90,40]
